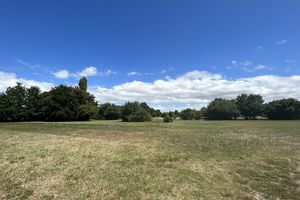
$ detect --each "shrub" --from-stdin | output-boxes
[163,115,173,123]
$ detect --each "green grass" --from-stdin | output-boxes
[0,120,300,199]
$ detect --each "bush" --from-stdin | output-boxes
[163,115,173,123]
[122,102,152,122]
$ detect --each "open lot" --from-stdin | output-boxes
[0,120,300,199]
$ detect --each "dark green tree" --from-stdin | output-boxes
[266,98,300,120]
[180,109,197,120]
[25,86,41,120]
[0,92,8,121]
[140,102,161,117]
[98,103,122,120]
[122,102,152,122]
[42,85,80,121]
[78,76,88,91]
[236,94,264,119]
[206,98,240,120]
[4,82,27,121]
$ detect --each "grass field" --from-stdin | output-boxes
[0,120,300,199]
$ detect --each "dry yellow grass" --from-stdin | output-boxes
[0,120,300,199]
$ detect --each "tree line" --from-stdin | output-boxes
[0,77,299,122]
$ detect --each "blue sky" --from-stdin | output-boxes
[1,0,300,110]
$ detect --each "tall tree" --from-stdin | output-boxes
[5,82,27,121]
[43,85,80,121]
[0,92,8,121]
[25,86,41,120]
[78,76,88,91]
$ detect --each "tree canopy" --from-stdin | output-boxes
[266,98,300,120]
[205,98,240,120]
[236,94,264,119]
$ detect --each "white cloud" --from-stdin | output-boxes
[2,70,300,111]
[53,67,116,79]
[53,69,70,79]
[0,71,53,92]
[276,39,287,45]
[77,66,98,77]
[128,71,142,76]
[89,70,300,111]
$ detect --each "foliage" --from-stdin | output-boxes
[266,98,300,120]
[0,77,97,122]
[163,114,173,123]
[205,98,240,120]
[98,103,122,120]
[180,108,201,120]
[236,94,264,119]
[122,102,152,122]
[140,102,161,117]
[78,104,99,120]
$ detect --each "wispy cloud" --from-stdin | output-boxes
[254,64,272,70]
[161,67,174,74]
[228,60,271,72]
[276,39,287,45]
[99,70,117,77]
[14,58,48,71]
[15,58,30,66]
[255,46,264,52]
[240,60,254,66]
[285,59,295,63]
[128,71,142,76]
[231,60,238,66]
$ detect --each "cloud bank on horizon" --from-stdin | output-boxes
[1,70,300,111]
